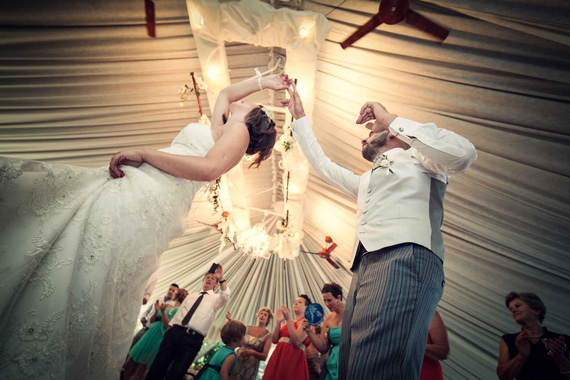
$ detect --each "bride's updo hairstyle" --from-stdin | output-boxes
[244,106,277,168]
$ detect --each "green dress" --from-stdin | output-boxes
[129,307,179,366]
[325,326,341,380]
[198,346,238,380]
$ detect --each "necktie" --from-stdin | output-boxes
[181,291,207,326]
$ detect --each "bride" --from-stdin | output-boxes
[0,72,291,380]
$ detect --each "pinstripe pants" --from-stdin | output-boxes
[338,243,444,380]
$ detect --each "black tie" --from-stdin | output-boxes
[181,291,207,326]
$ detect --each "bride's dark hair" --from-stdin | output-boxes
[244,106,277,168]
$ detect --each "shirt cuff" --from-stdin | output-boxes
[290,116,310,132]
[389,117,422,146]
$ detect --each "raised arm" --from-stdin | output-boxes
[282,83,360,198]
[358,101,477,176]
[212,73,291,127]
[303,319,330,354]
[281,306,307,346]
[272,308,284,344]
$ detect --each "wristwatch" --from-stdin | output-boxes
[219,279,226,284]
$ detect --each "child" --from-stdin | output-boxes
[196,319,246,380]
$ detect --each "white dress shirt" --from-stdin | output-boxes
[291,116,477,267]
[169,287,230,336]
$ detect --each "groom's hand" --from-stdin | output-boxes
[356,102,397,133]
[281,82,306,120]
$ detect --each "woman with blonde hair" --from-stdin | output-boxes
[227,307,273,380]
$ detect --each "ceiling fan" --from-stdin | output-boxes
[302,236,340,269]
[340,0,449,49]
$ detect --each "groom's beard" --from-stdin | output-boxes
[362,132,388,162]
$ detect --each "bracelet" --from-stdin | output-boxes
[254,67,263,91]
[219,279,226,284]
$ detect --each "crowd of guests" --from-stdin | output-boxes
[121,267,568,380]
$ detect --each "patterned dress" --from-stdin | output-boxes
[0,123,215,380]
[230,327,271,380]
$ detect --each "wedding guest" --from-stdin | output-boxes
[131,283,179,349]
[196,319,246,380]
[227,308,273,380]
[305,325,322,380]
[124,289,188,380]
[420,310,449,380]
[497,292,570,380]
[302,282,344,380]
[146,266,229,380]
[263,295,312,380]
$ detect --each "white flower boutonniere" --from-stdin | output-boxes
[377,154,394,175]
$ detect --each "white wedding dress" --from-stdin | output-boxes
[0,123,215,380]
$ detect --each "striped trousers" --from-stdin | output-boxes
[338,243,444,380]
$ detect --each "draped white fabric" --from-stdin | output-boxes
[1,0,569,379]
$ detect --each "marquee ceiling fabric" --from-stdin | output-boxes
[1,0,569,378]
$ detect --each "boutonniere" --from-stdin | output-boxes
[377,154,394,175]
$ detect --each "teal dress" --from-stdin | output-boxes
[198,346,238,380]
[326,327,341,380]
[129,307,179,366]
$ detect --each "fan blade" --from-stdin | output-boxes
[405,9,449,41]
[340,13,382,49]
[145,0,156,38]
[326,258,340,269]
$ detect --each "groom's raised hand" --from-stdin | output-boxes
[356,101,397,133]
[281,81,306,120]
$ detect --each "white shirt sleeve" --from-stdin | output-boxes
[216,286,230,310]
[290,116,360,198]
[389,117,477,175]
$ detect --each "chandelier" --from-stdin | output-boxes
[236,224,272,259]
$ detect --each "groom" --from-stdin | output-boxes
[146,265,229,380]
[283,84,476,379]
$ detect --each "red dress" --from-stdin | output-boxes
[262,319,310,380]
[420,333,444,380]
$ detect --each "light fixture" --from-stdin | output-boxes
[237,224,271,259]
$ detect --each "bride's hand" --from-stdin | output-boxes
[109,150,145,178]
[261,73,292,91]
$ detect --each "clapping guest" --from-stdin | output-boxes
[227,308,273,380]
[497,292,570,380]
[124,289,188,380]
[302,283,344,380]
[263,295,312,380]
[420,310,449,380]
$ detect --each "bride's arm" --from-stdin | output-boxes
[211,73,290,127]
[109,126,249,181]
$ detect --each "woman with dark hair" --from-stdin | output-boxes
[0,73,290,380]
[228,307,273,380]
[302,283,344,380]
[497,292,570,380]
[263,295,313,380]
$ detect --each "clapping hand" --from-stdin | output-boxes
[226,311,232,321]
[545,336,567,358]
[302,320,310,332]
[160,303,168,311]
[281,82,306,120]
[356,102,397,133]
[261,72,293,91]
[280,305,292,322]
[275,307,284,324]
[515,330,531,358]
[154,300,161,311]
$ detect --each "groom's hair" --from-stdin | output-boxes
[244,106,277,168]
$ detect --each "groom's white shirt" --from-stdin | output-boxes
[290,116,477,267]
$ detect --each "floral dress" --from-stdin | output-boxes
[0,123,215,380]
[230,327,271,380]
